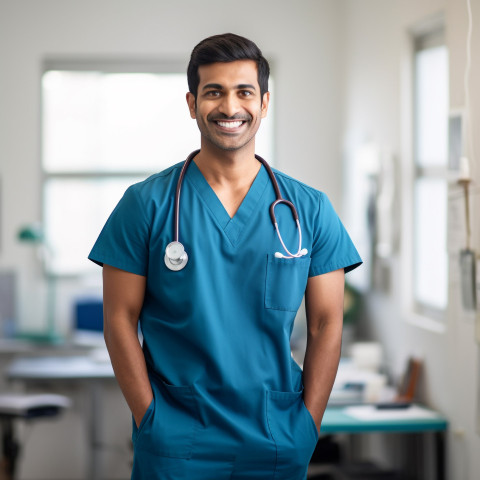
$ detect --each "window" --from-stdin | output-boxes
[412,30,449,317]
[42,62,274,275]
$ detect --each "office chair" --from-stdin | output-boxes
[0,394,70,480]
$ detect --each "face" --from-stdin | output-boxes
[186,60,269,153]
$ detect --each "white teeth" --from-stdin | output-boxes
[217,121,243,129]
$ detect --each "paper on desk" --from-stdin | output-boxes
[333,359,386,389]
[345,405,441,421]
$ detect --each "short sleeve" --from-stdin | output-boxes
[88,185,150,276]
[309,193,362,277]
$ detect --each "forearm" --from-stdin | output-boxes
[302,317,342,430]
[104,316,153,427]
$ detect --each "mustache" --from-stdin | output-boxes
[207,113,252,122]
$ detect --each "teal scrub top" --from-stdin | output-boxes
[89,158,362,480]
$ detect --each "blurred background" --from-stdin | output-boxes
[0,0,479,479]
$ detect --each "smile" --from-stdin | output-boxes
[215,121,245,129]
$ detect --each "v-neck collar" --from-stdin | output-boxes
[186,160,269,246]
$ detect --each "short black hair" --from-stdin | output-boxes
[187,33,270,99]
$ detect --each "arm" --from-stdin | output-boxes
[302,268,345,431]
[103,264,153,427]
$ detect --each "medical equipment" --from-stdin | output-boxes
[457,158,477,313]
[164,150,308,271]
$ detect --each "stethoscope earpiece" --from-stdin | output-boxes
[274,248,308,259]
[165,150,307,271]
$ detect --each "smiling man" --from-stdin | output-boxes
[188,59,266,154]
[89,34,361,480]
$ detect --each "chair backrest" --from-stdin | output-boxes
[397,357,422,402]
[74,299,103,332]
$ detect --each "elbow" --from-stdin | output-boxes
[103,315,110,346]
[102,310,139,349]
[103,309,116,347]
[307,312,343,338]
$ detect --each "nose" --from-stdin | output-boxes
[218,92,240,117]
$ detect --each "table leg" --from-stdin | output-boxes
[88,381,103,480]
[434,431,446,480]
[1,418,18,480]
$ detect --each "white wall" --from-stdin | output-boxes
[342,0,480,479]
[2,0,479,479]
[0,1,345,478]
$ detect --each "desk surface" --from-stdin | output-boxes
[7,355,114,381]
[321,405,448,434]
[8,356,448,435]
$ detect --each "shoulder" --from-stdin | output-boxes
[271,167,325,204]
[269,168,340,233]
[127,162,183,201]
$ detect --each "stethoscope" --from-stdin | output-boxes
[164,150,308,271]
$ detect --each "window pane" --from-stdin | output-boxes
[43,71,274,172]
[413,178,448,310]
[414,46,448,168]
[255,78,274,160]
[44,178,144,275]
[42,71,200,173]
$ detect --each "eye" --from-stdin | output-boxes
[205,90,220,97]
[241,90,253,97]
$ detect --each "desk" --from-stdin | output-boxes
[7,355,115,480]
[320,405,448,480]
[7,357,449,480]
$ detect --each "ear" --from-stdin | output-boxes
[186,92,196,119]
[260,92,270,119]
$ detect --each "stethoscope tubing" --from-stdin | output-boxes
[166,150,306,271]
[174,150,300,242]
[173,151,198,242]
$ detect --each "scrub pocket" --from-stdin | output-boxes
[134,378,200,459]
[132,398,155,444]
[266,390,319,479]
[264,254,311,312]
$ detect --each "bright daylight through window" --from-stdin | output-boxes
[412,31,449,317]
[41,66,274,275]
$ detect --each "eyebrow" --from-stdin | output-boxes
[202,83,257,91]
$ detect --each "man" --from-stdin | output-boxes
[89,33,361,480]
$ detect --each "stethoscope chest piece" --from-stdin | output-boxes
[164,241,188,271]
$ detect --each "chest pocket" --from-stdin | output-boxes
[264,254,311,312]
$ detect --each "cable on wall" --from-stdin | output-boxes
[464,0,475,178]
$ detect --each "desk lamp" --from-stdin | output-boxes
[17,224,61,343]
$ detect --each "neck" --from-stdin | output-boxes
[193,143,260,188]
[191,143,262,218]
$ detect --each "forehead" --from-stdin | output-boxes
[197,60,259,88]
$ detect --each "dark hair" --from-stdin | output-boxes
[187,33,270,99]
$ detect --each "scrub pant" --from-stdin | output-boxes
[130,380,319,480]
[131,451,310,480]
[131,437,313,480]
